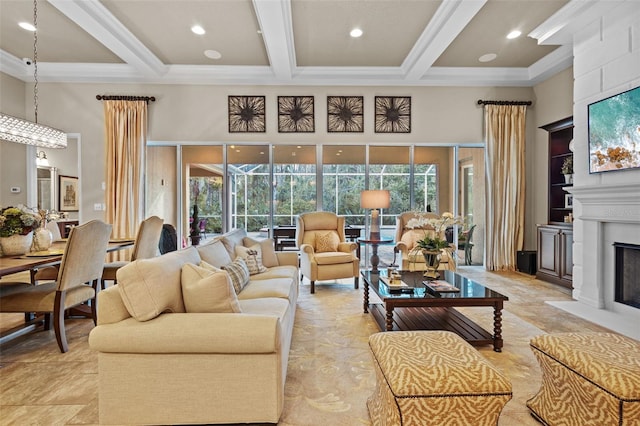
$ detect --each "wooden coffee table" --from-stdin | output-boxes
[362,270,508,352]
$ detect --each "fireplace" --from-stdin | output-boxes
[614,243,640,309]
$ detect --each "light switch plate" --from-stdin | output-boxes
[10,187,21,193]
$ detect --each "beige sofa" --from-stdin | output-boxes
[88,229,299,425]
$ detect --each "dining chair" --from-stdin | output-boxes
[29,221,64,284]
[0,220,112,352]
[100,216,164,288]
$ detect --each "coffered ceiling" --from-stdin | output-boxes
[0,0,619,87]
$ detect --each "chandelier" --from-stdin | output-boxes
[0,0,66,149]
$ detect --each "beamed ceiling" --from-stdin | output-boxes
[0,0,627,87]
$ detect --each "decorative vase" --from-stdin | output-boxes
[564,174,573,184]
[33,226,53,251]
[422,249,441,279]
[0,232,34,256]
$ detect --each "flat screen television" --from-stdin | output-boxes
[588,85,640,173]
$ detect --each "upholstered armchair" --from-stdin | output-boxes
[394,212,454,271]
[296,212,360,294]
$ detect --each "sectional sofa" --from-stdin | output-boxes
[89,229,299,425]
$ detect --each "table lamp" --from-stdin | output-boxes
[361,190,390,240]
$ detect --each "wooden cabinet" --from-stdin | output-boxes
[536,225,573,288]
[541,117,574,225]
[538,117,574,288]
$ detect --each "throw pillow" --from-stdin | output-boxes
[315,231,340,253]
[222,257,251,294]
[235,245,268,275]
[199,260,222,272]
[244,236,279,268]
[181,263,241,313]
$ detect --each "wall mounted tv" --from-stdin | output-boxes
[588,85,640,173]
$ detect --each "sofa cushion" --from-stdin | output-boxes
[181,263,241,313]
[235,245,268,275]
[117,247,200,321]
[222,257,250,294]
[244,236,279,268]
[220,228,247,258]
[315,231,340,252]
[238,278,296,302]
[238,297,290,320]
[197,240,233,268]
[314,251,354,265]
[250,265,297,281]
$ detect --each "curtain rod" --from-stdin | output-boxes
[96,95,156,103]
[477,100,532,106]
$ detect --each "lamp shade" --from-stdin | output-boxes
[361,190,390,209]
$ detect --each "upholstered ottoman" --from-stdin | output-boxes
[367,330,512,426]
[528,332,640,426]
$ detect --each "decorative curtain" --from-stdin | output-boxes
[484,105,526,271]
[104,100,147,260]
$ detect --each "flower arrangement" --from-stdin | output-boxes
[0,205,42,237]
[405,211,462,252]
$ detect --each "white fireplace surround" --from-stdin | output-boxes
[548,182,640,340]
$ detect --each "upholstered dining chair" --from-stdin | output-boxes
[296,211,360,294]
[0,220,112,352]
[29,221,64,284]
[393,212,455,272]
[100,215,163,288]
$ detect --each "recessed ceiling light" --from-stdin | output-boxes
[350,28,363,38]
[191,25,205,35]
[19,22,36,31]
[479,53,497,63]
[507,30,521,39]
[204,50,222,60]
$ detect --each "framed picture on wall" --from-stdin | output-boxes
[59,175,79,212]
[278,96,315,132]
[327,96,364,132]
[374,96,411,133]
[228,96,266,133]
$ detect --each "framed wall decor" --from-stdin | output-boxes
[278,96,314,132]
[327,96,364,132]
[59,175,79,212]
[228,96,266,133]
[374,96,411,133]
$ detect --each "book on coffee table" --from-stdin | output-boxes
[424,280,460,293]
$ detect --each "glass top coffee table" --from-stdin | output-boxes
[362,269,509,352]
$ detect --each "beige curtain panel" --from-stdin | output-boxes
[484,104,526,271]
[104,100,147,261]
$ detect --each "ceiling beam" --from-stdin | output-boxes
[252,0,295,81]
[402,0,487,81]
[47,0,166,77]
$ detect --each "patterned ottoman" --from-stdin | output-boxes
[527,332,640,426]
[367,330,512,426]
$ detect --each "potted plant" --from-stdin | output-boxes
[405,211,462,278]
[0,205,42,255]
[189,204,201,246]
[561,156,574,183]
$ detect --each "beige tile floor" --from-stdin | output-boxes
[0,266,613,425]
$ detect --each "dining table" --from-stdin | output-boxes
[0,237,135,345]
[0,238,135,278]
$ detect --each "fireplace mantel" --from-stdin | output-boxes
[568,183,640,224]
